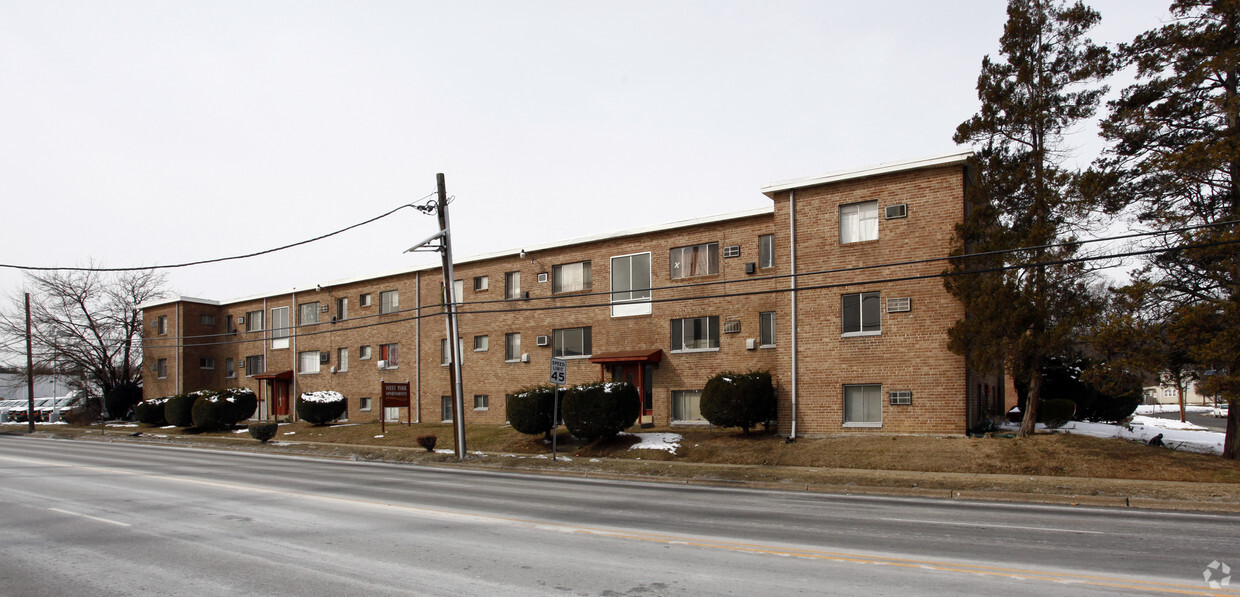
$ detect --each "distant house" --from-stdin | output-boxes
[140,151,1006,435]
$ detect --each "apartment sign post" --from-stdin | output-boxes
[549,357,566,461]
[380,381,410,435]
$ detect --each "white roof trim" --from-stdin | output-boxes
[761,150,973,196]
[137,296,221,310]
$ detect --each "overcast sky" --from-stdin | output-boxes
[0,0,1172,303]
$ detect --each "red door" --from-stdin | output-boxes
[272,380,290,417]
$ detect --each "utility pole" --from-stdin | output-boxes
[25,293,35,433]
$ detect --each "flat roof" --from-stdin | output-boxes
[760,150,972,196]
[137,295,221,310]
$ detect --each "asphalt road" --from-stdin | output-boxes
[1,435,1237,596]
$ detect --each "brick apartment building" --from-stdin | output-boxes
[140,151,1006,436]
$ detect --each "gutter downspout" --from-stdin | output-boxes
[789,189,799,442]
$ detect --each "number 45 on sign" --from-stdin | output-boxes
[549,357,567,385]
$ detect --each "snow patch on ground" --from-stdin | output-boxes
[1007,415,1224,455]
[1136,404,1214,415]
[107,423,138,428]
[621,432,682,455]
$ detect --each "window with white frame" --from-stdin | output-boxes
[552,261,591,293]
[245,355,263,376]
[359,397,372,411]
[474,335,489,352]
[336,297,348,320]
[759,234,775,269]
[611,253,652,317]
[299,302,319,325]
[759,311,776,347]
[156,316,167,335]
[156,358,167,378]
[672,390,705,422]
[671,316,719,351]
[839,200,879,244]
[298,351,320,374]
[505,333,521,362]
[1163,387,1174,398]
[379,290,398,314]
[337,348,348,372]
[474,276,489,291]
[669,243,719,279]
[505,271,521,299]
[474,395,489,410]
[359,345,372,360]
[270,306,290,349]
[246,310,263,332]
[844,384,882,426]
[379,343,398,368]
[441,396,453,422]
[553,327,592,358]
[224,358,235,378]
[359,293,372,307]
[842,292,881,336]
[199,357,214,370]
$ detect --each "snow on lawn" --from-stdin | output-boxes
[1013,416,1224,455]
[621,432,682,455]
[1136,404,1215,415]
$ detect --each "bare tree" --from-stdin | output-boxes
[0,268,169,416]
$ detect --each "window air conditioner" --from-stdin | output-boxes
[377,360,388,369]
[885,204,908,219]
[744,262,756,274]
[319,304,329,313]
[319,351,329,364]
[888,391,913,405]
[237,316,245,325]
[536,335,549,347]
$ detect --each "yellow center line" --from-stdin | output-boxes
[2,454,1231,596]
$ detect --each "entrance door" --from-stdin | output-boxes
[271,380,291,418]
[611,364,654,426]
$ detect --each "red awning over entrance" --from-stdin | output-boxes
[252,370,293,380]
[587,349,663,365]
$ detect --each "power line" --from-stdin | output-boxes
[0,192,437,273]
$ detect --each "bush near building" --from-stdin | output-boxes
[217,388,258,423]
[297,391,347,425]
[134,397,170,426]
[505,384,561,439]
[562,381,638,441]
[163,393,201,427]
[700,371,776,434]
[248,421,278,443]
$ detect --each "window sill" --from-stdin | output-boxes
[299,372,320,376]
[474,407,489,412]
[557,354,593,360]
[759,344,776,349]
[474,349,488,353]
[843,422,882,428]
[841,331,881,338]
[670,348,721,354]
[225,375,237,379]
[505,359,522,364]
[671,420,710,426]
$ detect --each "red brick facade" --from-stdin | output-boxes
[141,152,1004,435]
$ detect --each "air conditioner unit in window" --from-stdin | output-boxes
[237,316,245,325]
[377,360,388,369]
[536,335,549,346]
[886,297,912,313]
[537,273,549,283]
[319,304,329,313]
[888,391,913,405]
[885,204,908,219]
[723,245,741,258]
[723,320,741,334]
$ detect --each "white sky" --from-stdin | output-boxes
[0,0,1173,303]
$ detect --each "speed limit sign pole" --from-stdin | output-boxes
[550,357,567,461]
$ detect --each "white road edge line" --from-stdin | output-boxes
[48,507,131,527]
[879,517,1104,535]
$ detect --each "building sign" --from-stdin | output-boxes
[381,382,410,408]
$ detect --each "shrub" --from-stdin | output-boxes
[561,381,639,441]
[64,396,102,426]
[191,393,238,431]
[416,435,437,452]
[248,421,278,443]
[505,384,561,439]
[104,382,142,420]
[699,371,776,433]
[134,398,170,426]
[297,391,347,425]
[1038,398,1077,429]
[164,393,201,427]
[217,388,258,424]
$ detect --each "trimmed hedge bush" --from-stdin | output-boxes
[505,384,561,439]
[248,422,278,443]
[191,394,234,431]
[164,393,201,427]
[134,398,170,426]
[700,371,776,433]
[1038,398,1077,429]
[218,388,258,423]
[417,435,437,452]
[561,381,639,441]
[297,391,347,425]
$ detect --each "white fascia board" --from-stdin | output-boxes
[216,205,776,306]
[760,150,973,196]
[137,296,221,310]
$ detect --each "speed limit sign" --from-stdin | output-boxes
[549,358,567,385]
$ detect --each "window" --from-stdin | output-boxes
[225,358,235,378]
[553,327,592,358]
[359,293,372,307]
[671,316,719,351]
[505,271,522,300]
[200,314,215,326]
[474,276,489,291]
[760,311,776,347]
[844,384,882,426]
[670,243,719,279]
[336,297,348,321]
[474,335,489,352]
[246,310,263,332]
[270,306,290,349]
[442,280,464,304]
[759,234,775,269]
[552,261,591,293]
[156,316,167,335]
[379,290,398,314]
[337,348,348,372]
[379,343,398,368]
[840,200,879,244]
[359,397,372,411]
[156,358,167,379]
[299,302,319,325]
[842,292,881,336]
[245,355,264,376]
[672,390,704,423]
[441,396,453,422]
[359,345,372,360]
[225,315,235,334]
[199,358,215,370]
[1163,387,1174,398]
[611,253,652,317]
[299,351,320,374]
[505,333,521,362]
[474,395,489,410]
[441,337,463,365]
